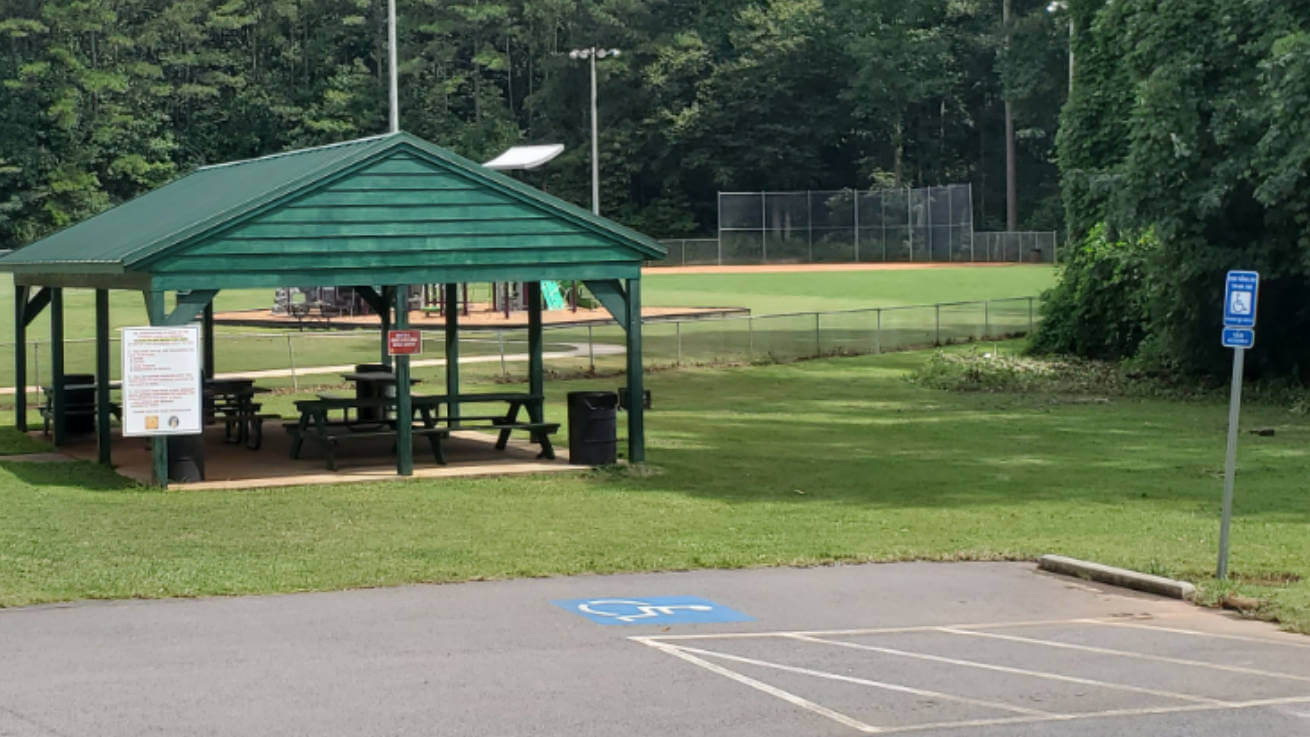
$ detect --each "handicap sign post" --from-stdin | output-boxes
[1217,271,1258,580]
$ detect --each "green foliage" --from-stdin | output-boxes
[1053,0,1310,380]
[0,0,1071,248]
[1029,224,1153,360]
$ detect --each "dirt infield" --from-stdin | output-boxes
[646,262,1034,275]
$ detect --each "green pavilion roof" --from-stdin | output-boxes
[0,132,664,290]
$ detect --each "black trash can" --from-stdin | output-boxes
[354,363,393,422]
[62,373,96,434]
[567,391,618,466]
[167,434,205,483]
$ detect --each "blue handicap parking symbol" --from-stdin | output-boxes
[553,596,753,625]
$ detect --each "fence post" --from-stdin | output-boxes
[32,341,39,395]
[760,192,767,264]
[498,329,507,377]
[853,189,860,262]
[747,316,754,363]
[587,324,595,372]
[806,189,814,262]
[676,321,682,366]
[814,312,821,357]
[285,334,298,390]
[984,300,991,339]
[875,309,882,354]
[935,304,941,346]
[1028,297,1035,332]
[717,192,724,266]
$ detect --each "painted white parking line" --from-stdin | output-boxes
[1079,618,1310,649]
[938,627,1310,683]
[875,696,1310,735]
[638,614,1189,642]
[637,638,883,734]
[787,634,1228,705]
[659,642,1055,717]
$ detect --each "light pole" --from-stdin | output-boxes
[568,47,621,215]
[1047,1,1073,97]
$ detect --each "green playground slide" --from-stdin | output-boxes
[542,280,567,310]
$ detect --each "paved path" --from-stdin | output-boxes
[1,562,1305,736]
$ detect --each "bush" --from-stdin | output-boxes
[1028,224,1155,360]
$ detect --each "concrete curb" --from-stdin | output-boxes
[1038,554,1197,600]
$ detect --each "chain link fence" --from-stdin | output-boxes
[0,297,1039,404]
[654,187,1058,266]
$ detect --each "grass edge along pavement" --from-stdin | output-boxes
[1,343,1307,634]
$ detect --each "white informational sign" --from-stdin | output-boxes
[121,326,203,437]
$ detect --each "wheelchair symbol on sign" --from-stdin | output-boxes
[576,599,713,623]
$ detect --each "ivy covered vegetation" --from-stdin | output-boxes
[1039,0,1310,381]
[0,0,1071,248]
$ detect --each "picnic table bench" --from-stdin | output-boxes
[286,396,449,471]
[40,380,121,436]
[284,392,558,470]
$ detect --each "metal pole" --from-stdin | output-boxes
[853,190,860,262]
[984,300,991,339]
[498,329,507,377]
[676,321,682,366]
[1217,348,1245,579]
[716,192,724,266]
[935,304,941,345]
[387,0,398,133]
[760,192,767,264]
[285,334,298,391]
[881,193,887,262]
[587,324,595,372]
[806,189,813,262]
[747,316,754,362]
[32,341,39,402]
[814,312,821,356]
[1028,297,1035,332]
[875,309,882,354]
[589,49,600,215]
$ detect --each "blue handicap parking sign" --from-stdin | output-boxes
[1222,328,1255,349]
[1223,271,1259,328]
[553,596,753,625]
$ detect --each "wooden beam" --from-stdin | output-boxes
[20,287,51,328]
[625,278,645,463]
[444,283,460,421]
[96,289,112,465]
[14,286,27,432]
[162,289,218,326]
[393,286,413,476]
[202,303,215,378]
[582,279,627,326]
[353,286,387,315]
[526,281,544,422]
[49,288,65,446]
[145,290,168,487]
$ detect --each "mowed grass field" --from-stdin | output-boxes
[1,345,1308,632]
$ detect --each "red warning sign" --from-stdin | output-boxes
[387,329,422,356]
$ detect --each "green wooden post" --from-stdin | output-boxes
[145,290,168,487]
[526,281,543,422]
[14,285,26,432]
[380,286,394,370]
[444,283,460,421]
[202,302,215,378]
[95,289,111,465]
[625,278,645,463]
[50,288,66,446]
[393,286,413,476]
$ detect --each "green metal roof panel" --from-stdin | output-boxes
[0,134,396,268]
[0,131,665,279]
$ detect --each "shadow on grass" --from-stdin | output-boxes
[0,460,139,492]
[570,359,1310,520]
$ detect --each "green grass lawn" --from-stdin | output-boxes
[642,265,1055,314]
[1,343,1307,633]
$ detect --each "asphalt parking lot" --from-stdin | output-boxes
[1,562,1306,736]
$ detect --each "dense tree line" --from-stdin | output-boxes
[1037,0,1310,380]
[0,0,1070,249]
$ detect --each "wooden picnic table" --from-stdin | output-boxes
[284,392,558,470]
